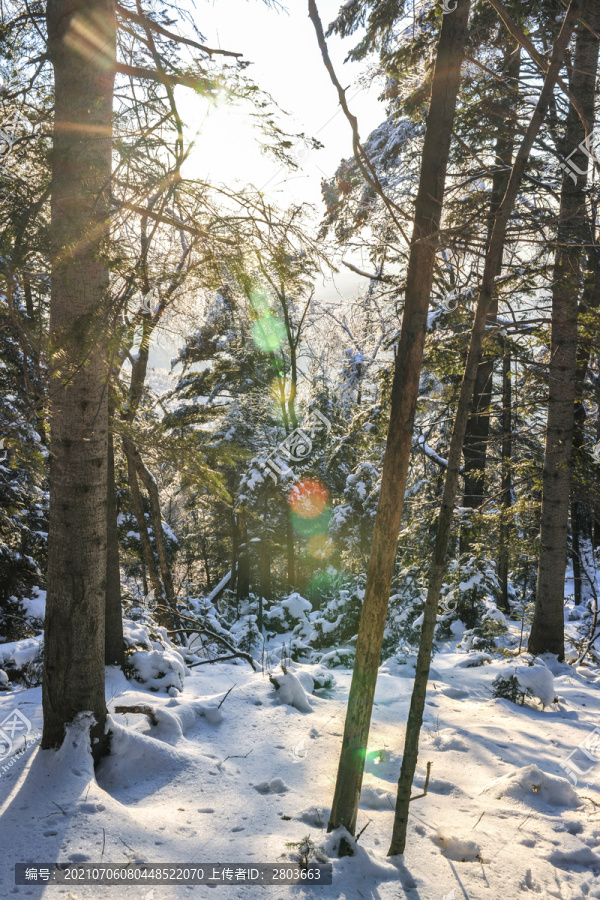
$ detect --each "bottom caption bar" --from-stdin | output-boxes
[15,863,333,885]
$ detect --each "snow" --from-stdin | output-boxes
[205,569,231,603]
[20,587,45,621]
[281,592,312,620]
[513,660,556,707]
[484,764,581,809]
[1,642,600,899]
[435,828,481,862]
[270,671,312,713]
[127,648,187,693]
[0,634,42,669]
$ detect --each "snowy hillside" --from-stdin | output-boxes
[1,629,600,900]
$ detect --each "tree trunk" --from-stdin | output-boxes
[132,445,179,625]
[497,339,513,612]
[327,0,472,837]
[571,229,600,597]
[286,516,295,587]
[42,0,116,758]
[231,509,239,592]
[236,509,250,603]
[123,438,168,627]
[460,41,520,556]
[388,4,580,856]
[529,0,599,658]
[105,428,124,666]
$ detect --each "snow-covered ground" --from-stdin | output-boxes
[1,637,600,900]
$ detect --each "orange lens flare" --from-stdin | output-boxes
[289,479,329,519]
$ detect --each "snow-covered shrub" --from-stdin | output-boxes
[0,634,43,686]
[316,646,356,669]
[451,555,500,629]
[492,660,555,708]
[285,834,328,867]
[383,565,428,658]
[230,611,262,654]
[492,674,532,706]
[466,614,508,652]
[329,463,379,571]
[125,647,186,694]
[308,580,364,651]
[269,669,312,712]
[312,666,335,690]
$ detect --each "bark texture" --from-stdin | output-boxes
[42,0,116,756]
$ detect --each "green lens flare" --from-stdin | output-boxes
[252,315,286,352]
[291,508,332,537]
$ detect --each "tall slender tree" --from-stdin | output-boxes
[388,1,580,855]
[310,0,473,838]
[42,0,116,755]
[529,0,600,658]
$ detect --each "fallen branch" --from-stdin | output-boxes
[168,618,257,670]
[114,704,158,725]
[187,654,247,668]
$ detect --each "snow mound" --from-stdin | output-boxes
[547,846,600,873]
[127,648,186,693]
[270,671,311,713]
[360,785,394,810]
[513,662,555,707]
[98,716,194,790]
[323,828,399,876]
[455,652,491,668]
[254,777,289,794]
[138,701,222,741]
[0,635,42,669]
[483,764,581,808]
[281,592,312,620]
[21,588,45,621]
[123,620,153,650]
[298,806,329,828]
[430,729,468,752]
[291,667,314,694]
[435,828,481,862]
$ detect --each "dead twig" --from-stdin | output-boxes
[409,761,432,802]
[218,684,237,709]
[355,818,372,842]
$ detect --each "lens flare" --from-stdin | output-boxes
[252,315,285,352]
[289,480,331,538]
[307,534,333,559]
[289,480,329,518]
